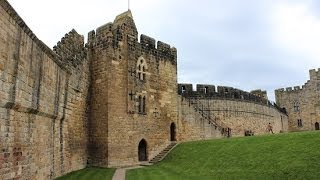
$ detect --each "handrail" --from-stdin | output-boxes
[185,96,231,137]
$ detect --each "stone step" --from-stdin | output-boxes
[149,142,178,164]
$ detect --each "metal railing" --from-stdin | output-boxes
[185,96,231,137]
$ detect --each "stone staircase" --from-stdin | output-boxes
[149,142,177,164]
[186,96,232,137]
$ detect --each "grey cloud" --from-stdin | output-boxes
[9,0,320,101]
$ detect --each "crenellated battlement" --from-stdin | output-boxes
[96,23,113,36]
[250,89,268,100]
[179,83,288,114]
[309,68,320,80]
[138,34,177,62]
[0,0,70,72]
[53,29,87,68]
[275,68,320,96]
[275,76,318,95]
[140,34,156,48]
[178,83,269,104]
[157,41,170,52]
[86,12,177,62]
[275,85,303,94]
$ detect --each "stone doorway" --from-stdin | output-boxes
[315,122,319,130]
[138,139,147,161]
[170,123,176,141]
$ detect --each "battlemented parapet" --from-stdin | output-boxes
[140,34,156,49]
[179,84,288,138]
[178,83,272,106]
[178,83,193,94]
[275,85,303,95]
[251,89,268,100]
[53,29,87,68]
[309,68,320,81]
[196,84,216,94]
[87,12,176,64]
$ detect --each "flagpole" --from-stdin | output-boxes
[128,0,130,10]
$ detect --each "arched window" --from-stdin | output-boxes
[136,57,148,81]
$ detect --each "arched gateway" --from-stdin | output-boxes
[138,139,147,161]
[315,122,319,130]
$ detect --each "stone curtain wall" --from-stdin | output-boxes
[275,69,320,131]
[178,97,223,141]
[200,99,288,136]
[0,0,90,179]
[178,96,288,139]
[178,84,288,138]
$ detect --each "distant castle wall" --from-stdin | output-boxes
[178,84,288,136]
[178,84,271,106]
[275,69,320,131]
[0,1,90,179]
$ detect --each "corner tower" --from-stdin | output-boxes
[88,11,178,167]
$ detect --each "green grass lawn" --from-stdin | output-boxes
[127,131,320,180]
[55,167,115,180]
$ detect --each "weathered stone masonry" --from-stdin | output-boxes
[87,11,179,167]
[0,0,290,179]
[179,84,288,137]
[0,0,89,179]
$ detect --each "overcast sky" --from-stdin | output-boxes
[8,0,320,101]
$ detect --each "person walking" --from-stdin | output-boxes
[267,123,274,134]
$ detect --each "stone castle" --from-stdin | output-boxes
[276,69,320,131]
[0,0,315,179]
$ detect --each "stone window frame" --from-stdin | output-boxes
[137,94,147,115]
[136,56,148,82]
[293,101,300,112]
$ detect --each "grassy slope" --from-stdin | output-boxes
[55,167,115,180]
[127,131,320,180]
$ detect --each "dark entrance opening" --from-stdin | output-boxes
[138,139,147,161]
[315,122,319,130]
[170,123,176,141]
